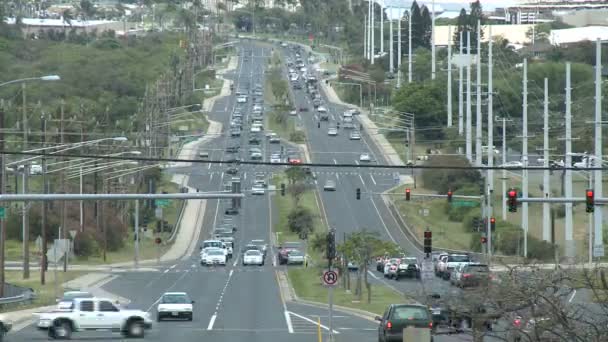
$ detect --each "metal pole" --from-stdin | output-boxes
[135,199,139,268]
[364,14,368,59]
[408,10,412,83]
[40,114,47,285]
[522,58,529,258]
[565,62,574,259]
[0,106,5,296]
[466,31,472,161]
[447,25,452,127]
[588,155,593,265]
[543,78,551,242]
[80,167,83,232]
[593,38,604,259]
[487,26,494,260]
[380,0,384,54]
[475,21,482,167]
[431,0,436,80]
[371,0,375,64]
[389,8,393,73]
[458,31,464,136]
[502,118,507,220]
[397,14,402,87]
[368,0,372,60]
[22,83,30,279]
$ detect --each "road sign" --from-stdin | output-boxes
[322,270,339,286]
[0,207,5,219]
[155,207,163,219]
[594,244,605,257]
[155,199,170,207]
[421,261,434,280]
[452,200,479,208]
[69,230,77,239]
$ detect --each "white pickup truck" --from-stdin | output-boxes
[37,297,153,339]
[436,254,472,280]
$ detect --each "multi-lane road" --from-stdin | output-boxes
[9,40,488,342]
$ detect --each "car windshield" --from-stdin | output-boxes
[467,264,490,272]
[208,249,224,256]
[245,250,261,256]
[204,241,222,249]
[448,255,470,262]
[289,251,303,256]
[403,258,417,264]
[391,306,430,321]
[161,294,190,304]
[62,292,92,301]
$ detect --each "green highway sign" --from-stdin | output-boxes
[0,207,4,219]
[155,199,170,207]
[452,200,479,208]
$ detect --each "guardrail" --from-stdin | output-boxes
[0,284,36,309]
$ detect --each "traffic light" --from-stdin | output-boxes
[447,190,453,202]
[490,217,496,231]
[327,230,336,260]
[155,237,162,244]
[481,237,488,244]
[508,189,518,212]
[423,230,432,254]
[281,183,286,196]
[356,188,361,200]
[586,189,595,213]
[405,188,411,201]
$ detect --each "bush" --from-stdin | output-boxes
[469,232,482,252]
[420,155,482,194]
[289,131,306,143]
[460,208,482,229]
[73,231,98,258]
[287,206,315,239]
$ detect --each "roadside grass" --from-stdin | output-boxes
[1,271,86,311]
[169,111,209,137]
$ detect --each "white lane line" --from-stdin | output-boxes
[333,159,337,165]
[370,174,377,185]
[367,270,379,280]
[170,264,177,269]
[207,314,217,330]
[285,311,294,333]
[210,173,214,182]
[208,161,212,169]
[288,311,340,334]
[146,270,191,312]
[163,269,170,274]
[568,289,577,303]
[358,174,366,186]
[232,254,240,267]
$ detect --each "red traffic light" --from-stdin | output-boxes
[490,217,496,224]
[155,237,162,244]
[424,231,432,239]
[405,188,411,201]
[447,190,453,202]
[481,237,487,244]
[587,190,594,198]
[508,189,518,213]
[586,189,595,213]
[508,190,517,198]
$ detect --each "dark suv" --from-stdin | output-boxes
[376,304,434,342]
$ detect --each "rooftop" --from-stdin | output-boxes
[549,26,608,45]
[5,17,118,28]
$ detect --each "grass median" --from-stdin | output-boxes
[272,173,406,315]
[2,270,86,310]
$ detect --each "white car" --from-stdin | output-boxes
[289,110,297,116]
[201,239,231,257]
[270,153,282,163]
[157,292,194,321]
[383,258,401,279]
[250,125,262,133]
[287,250,306,264]
[251,184,265,195]
[327,127,338,136]
[359,153,371,162]
[350,131,361,140]
[200,248,227,266]
[499,161,523,168]
[38,298,153,339]
[237,95,247,103]
[242,250,264,266]
[323,180,336,191]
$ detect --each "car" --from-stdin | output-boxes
[0,314,12,340]
[56,291,93,311]
[230,129,241,137]
[242,244,262,255]
[213,227,236,237]
[270,153,282,163]
[225,157,242,164]
[269,135,281,143]
[249,136,261,145]
[288,157,302,164]
[287,250,306,265]
[376,255,389,272]
[383,258,401,279]
[327,127,338,136]
[201,239,231,257]
[438,254,471,280]
[250,125,262,133]
[225,207,239,215]
[157,292,194,321]
[226,167,239,175]
[277,242,301,265]
[249,148,263,160]
[289,109,297,116]
[323,180,336,191]
[350,131,361,140]
[376,304,434,342]
[200,248,227,266]
[198,151,209,158]
[499,161,523,168]
[226,145,240,153]
[395,257,420,280]
[242,250,264,266]
[251,184,265,195]
[359,153,372,162]
[237,95,247,103]
[38,298,153,339]
[250,239,268,257]
[455,263,492,288]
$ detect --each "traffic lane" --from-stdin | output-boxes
[286,301,378,335]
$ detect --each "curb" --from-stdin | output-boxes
[290,297,378,323]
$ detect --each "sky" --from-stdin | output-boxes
[382,0,520,20]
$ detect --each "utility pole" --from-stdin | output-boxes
[458,31,464,136]
[475,21,483,167]
[0,103,5,297]
[499,117,512,220]
[364,14,368,59]
[371,0,375,65]
[40,114,47,285]
[593,38,604,259]
[368,0,371,60]
[431,0,436,80]
[389,8,393,73]
[22,83,30,279]
[60,101,67,272]
[466,31,472,162]
[380,0,384,54]
[447,25,452,127]
[408,10,412,83]
[397,14,402,88]
[542,78,551,242]
[487,26,494,258]
[564,62,574,260]
[521,58,529,258]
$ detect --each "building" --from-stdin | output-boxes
[5,17,135,36]
[549,26,608,46]
[434,24,534,47]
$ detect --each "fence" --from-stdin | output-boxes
[0,283,36,310]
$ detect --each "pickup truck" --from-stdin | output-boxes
[437,254,472,280]
[37,297,152,339]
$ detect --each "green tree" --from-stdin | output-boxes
[287,206,315,239]
[420,5,432,49]
[420,155,482,194]
[392,77,445,139]
[452,1,484,52]
[410,1,424,49]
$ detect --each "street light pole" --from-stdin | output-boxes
[22,82,30,279]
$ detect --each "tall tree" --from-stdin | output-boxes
[468,0,484,51]
[420,5,432,49]
[410,0,423,49]
[453,1,484,53]
[453,8,468,51]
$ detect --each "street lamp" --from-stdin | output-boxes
[0,75,61,88]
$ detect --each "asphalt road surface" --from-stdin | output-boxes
[10,40,484,342]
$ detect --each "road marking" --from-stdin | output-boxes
[163,269,170,274]
[568,289,577,303]
[207,314,217,330]
[170,264,177,269]
[285,311,294,333]
[288,311,340,334]
[207,162,212,170]
[369,173,377,185]
[146,269,191,312]
[333,159,337,165]
[232,254,240,267]
[367,270,379,280]
[358,174,366,186]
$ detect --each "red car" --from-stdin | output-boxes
[288,158,302,165]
